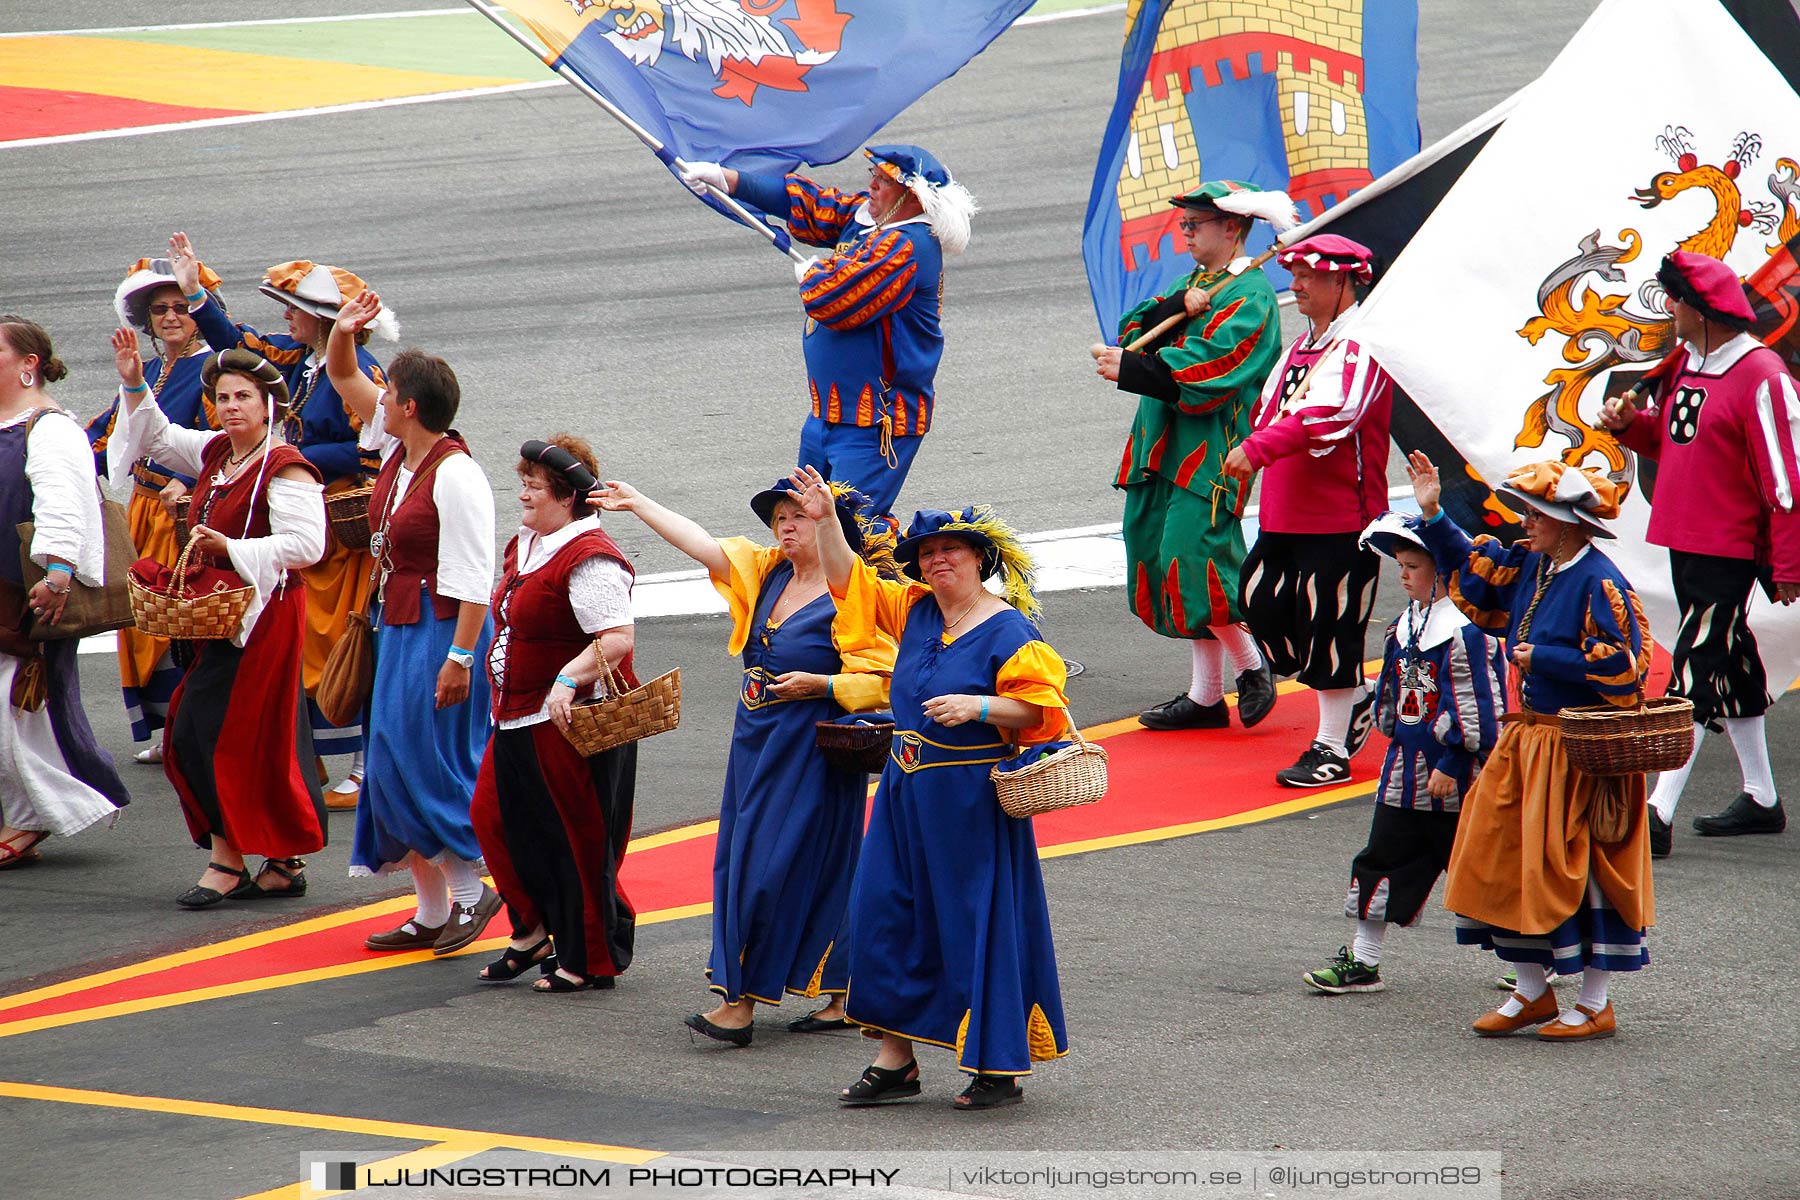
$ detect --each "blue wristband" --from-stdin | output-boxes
[46,563,73,576]
[825,676,834,698]
[979,695,989,722]
[554,673,579,689]
[123,382,147,394]
[1423,508,1446,524]
[183,290,205,304]
[450,644,474,657]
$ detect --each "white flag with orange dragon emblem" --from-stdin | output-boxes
[1333,0,1800,689]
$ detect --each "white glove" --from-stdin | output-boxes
[793,255,821,285]
[678,160,729,196]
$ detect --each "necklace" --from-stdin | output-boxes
[211,441,266,489]
[941,592,983,632]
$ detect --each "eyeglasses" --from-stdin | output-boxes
[147,302,191,317]
[1177,217,1227,233]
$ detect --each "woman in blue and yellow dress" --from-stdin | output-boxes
[1409,452,1654,1042]
[169,233,388,806]
[86,257,223,760]
[796,466,1070,1111]
[596,477,896,1045]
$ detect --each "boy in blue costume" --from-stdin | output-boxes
[1304,512,1504,994]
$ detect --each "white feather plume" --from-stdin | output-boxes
[909,176,978,255]
[368,304,400,342]
[1213,188,1299,234]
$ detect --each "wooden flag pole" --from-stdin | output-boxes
[465,0,806,262]
[1122,244,1282,353]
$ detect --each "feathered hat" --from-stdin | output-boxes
[865,145,978,256]
[750,479,903,579]
[1169,180,1299,234]
[1357,510,1432,561]
[115,257,224,334]
[259,261,399,340]
[1495,461,1625,539]
[893,506,1040,620]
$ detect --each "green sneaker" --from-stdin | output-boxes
[1303,946,1384,994]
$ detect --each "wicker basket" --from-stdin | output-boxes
[815,720,894,773]
[173,496,191,548]
[127,533,254,641]
[326,487,375,552]
[1559,696,1695,776]
[561,641,682,757]
[990,713,1109,818]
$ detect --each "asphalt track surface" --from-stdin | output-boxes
[4,3,1799,1198]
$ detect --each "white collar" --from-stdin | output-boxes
[1397,595,1469,651]
[852,204,930,232]
[1547,543,1591,575]
[1683,330,1760,375]
[517,513,599,574]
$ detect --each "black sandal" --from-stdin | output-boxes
[952,1074,1023,1111]
[839,1060,920,1106]
[684,1012,753,1046]
[479,937,553,983]
[534,970,595,993]
[247,857,307,899]
[177,863,252,910]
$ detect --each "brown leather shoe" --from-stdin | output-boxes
[434,884,504,956]
[1472,990,1559,1037]
[364,920,446,952]
[1537,1001,1616,1041]
[325,782,360,811]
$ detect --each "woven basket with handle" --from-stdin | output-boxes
[127,531,254,641]
[990,710,1109,818]
[326,487,375,552]
[1558,696,1694,776]
[561,639,682,758]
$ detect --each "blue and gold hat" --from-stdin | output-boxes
[863,144,976,255]
[893,506,1040,618]
[751,480,903,577]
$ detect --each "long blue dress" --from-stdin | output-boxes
[707,542,890,1004]
[838,562,1070,1076]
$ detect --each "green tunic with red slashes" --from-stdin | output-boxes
[1111,263,1282,637]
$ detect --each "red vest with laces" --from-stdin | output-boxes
[190,436,320,572]
[367,433,468,625]
[488,525,637,721]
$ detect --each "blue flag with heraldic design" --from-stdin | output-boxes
[494,0,1033,180]
[1081,0,1420,337]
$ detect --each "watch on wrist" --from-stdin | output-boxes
[445,648,475,669]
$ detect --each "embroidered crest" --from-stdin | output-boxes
[1666,385,1707,444]
[1396,659,1439,726]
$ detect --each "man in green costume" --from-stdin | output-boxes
[1091,180,1287,731]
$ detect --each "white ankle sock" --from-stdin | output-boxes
[1316,688,1357,756]
[1352,919,1386,967]
[1188,640,1225,706]
[1722,716,1778,805]
[1497,962,1549,1015]
[1571,967,1610,1021]
[439,856,488,910]
[1649,724,1704,821]
[410,856,452,928]
[1213,623,1264,675]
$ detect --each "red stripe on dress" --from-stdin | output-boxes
[1145,429,1170,474]
[1206,560,1229,627]
[1170,332,1259,386]
[1116,434,1136,486]
[1134,561,1155,625]
[1164,558,1188,633]
[1199,298,1243,342]
[1172,440,1210,489]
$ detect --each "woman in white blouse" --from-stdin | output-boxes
[471,435,640,992]
[0,316,129,869]
[325,311,499,956]
[107,343,326,905]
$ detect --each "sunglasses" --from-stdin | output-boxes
[1177,216,1229,233]
[147,302,191,317]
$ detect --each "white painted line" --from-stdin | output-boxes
[0,9,471,38]
[1015,4,1126,26]
[79,487,1417,651]
[0,80,563,152]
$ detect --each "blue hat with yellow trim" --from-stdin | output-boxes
[893,506,1040,619]
[752,480,905,578]
[865,145,951,188]
[863,145,976,255]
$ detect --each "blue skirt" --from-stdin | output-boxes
[1456,879,1648,973]
[350,610,493,876]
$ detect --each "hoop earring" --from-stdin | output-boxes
[18,370,34,389]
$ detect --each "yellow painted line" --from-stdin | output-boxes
[235,1143,489,1200]
[628,819,719,852]
[1040,779,1374,859]
[0,1080,664,1165]
[0,36,526,113]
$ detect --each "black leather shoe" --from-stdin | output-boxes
[684,1012,753,1047]
[1692,793,1786,837]
[1234,665,1277,728]
[1647,809,1672,858]
[1138,694,1229,730]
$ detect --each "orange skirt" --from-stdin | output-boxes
[1443,716,1654,936]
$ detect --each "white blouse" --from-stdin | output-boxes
[104,397,325,648]
[494,514,634,730]
[359,398,495,604]
[6,409,105,587]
